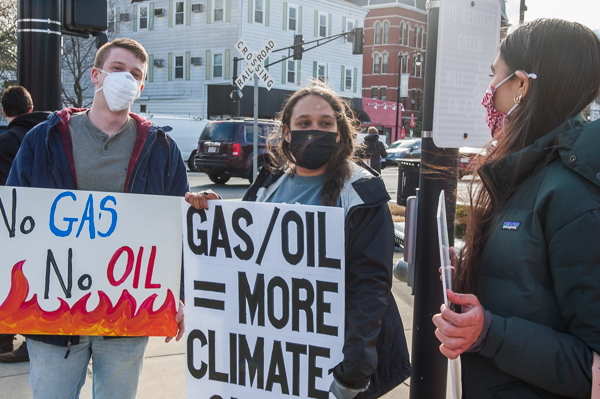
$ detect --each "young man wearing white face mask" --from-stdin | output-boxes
[7,38,189,399]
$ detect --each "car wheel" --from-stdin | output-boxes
[188,150,198,172]
[208,173,230,184]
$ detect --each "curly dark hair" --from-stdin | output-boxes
[266,82,361,206]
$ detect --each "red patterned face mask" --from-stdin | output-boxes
[482,73,516,139]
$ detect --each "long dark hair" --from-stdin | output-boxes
[455,19,600,295]
[267,82,360,206]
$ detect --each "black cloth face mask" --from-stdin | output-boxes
[289,130,338,170]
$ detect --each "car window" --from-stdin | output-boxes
[200,123,237,141]
[397,141,416,149]
[245,124,268,144]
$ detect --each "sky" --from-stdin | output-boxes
[504,0,600,33]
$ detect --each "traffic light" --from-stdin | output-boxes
[352,28,364,55]
[293,34,304,60]
[63,0,108,38]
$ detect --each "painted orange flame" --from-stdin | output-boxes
[0,261,178,337]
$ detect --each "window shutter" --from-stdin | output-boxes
[265,0,270,26]
[186,0,191,25]
[298,6,302,34]
[281,56,286,84]
[206,50,211,79]
[133,5,138,32]
[149,3,154,30]
[226,0,231,22]
[168,53,173,81]
[248,0,253,23]
[149,55,154,82]
[116,7,120,34]
[225,49,230,80]
[340,66,345,91]
[297,60,301,86]
[328,13,332,36]
[169,0,173,28]
[353,67,357,92]
[282,2,287,30]
[314,10,318,37]
[206,0,211,24]
[265,57,269,71]
[186,52,191,80]
[313,61,317,79]
[342,17,346,32]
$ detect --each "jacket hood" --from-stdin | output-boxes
[557,116,600,188]
[364,133,379,142]
[6,111,51,131]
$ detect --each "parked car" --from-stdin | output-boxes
[458,147,486,178]
[144,114,210,172]
[386,138,422,165]
[195,119,278,184]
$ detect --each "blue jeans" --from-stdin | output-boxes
[28,336,149,399]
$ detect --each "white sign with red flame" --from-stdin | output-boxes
[0,186,182,337]
[183,200,345,399]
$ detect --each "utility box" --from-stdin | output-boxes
[63,0,108,32]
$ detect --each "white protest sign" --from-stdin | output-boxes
[183,200,345,399]
[235,38,276,90]
[0,186,182,337]
[432,0,501,148]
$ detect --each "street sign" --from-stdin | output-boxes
[400,73,409,98]
[235,38,276,91]
[432,0,501,148]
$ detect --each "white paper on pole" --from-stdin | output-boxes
[0,186,182,336]
[183,200,345,399]
[433,0,501,148]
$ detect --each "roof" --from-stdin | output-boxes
[346,0,426,10]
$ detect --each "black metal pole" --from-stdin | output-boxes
[232,57,241,118]
[395,53,401,143]
[17,0,62,112]
[409,4,458,398]
[519,0,527,25]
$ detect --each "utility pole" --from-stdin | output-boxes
[232,57,241,117]
[519,0,527,25]
[17,0,62,112]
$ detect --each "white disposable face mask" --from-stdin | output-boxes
[95,69,142,112]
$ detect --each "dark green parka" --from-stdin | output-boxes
[462,115,600,398]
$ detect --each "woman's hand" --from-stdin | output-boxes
[165,300,185,343]
[432,290,485,359]
[185,190,220,209]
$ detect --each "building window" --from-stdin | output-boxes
[383,21,389,44]
[382,53,388,74]
[399,21,404,44]
[255,0,263,24]
[174,1,184,25]
[374,21,381,45]
[319,13,327,37]
[373,53,379,74]
[214,0,224,22]
[287,60,295,83]
[401,54,409,74]
[318,64,326,82]
[414,25,419,47]
[108,9,115,33]
[175,55,184,79]
[371,87,378,99]
[420,28,425,49]
[140,104,147,113]
[139,6,148,29]
[288,5,297,31]
[404,23,411,46]
[213,54,223,78]
[380,87,387,101]
[345,68,353,91]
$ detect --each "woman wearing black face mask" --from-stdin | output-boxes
[242,83,411,399]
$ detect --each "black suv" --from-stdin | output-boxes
[195,119,277,184]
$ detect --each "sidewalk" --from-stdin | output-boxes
[0,251,451,398]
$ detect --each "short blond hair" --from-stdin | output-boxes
[94,38,148,77]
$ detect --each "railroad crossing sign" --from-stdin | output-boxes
[235,38,276,91]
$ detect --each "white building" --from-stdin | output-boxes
[111,0,367,118]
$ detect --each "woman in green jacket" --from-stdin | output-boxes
[433,19,600,398]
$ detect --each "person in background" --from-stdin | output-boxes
[0,85,51,363]
[362,126,387,174]
[432,19,600,398]
[187,82,411,399]
[7,38,188,399]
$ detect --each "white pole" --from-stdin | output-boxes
[253,76,259,181]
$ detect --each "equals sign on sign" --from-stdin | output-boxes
[193,281,226,310]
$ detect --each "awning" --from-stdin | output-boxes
[362,98,402,129]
